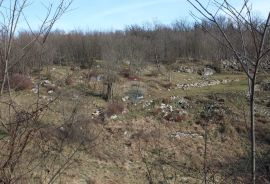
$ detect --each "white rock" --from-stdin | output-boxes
[111,115,118,119]
[32,88,38,94]
[122,96,129,102]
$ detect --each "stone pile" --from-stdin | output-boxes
[176,79,234,90]
[176,66,195,73]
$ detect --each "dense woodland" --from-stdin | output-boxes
[5,17,269,76]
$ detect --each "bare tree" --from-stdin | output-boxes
[0,0,74,183]
[187,0,270,183]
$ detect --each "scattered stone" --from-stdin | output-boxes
[92,110,101,117]
[160,103,173,114]
[143,100,154,108]
[222,59,240,70]
[176,79,236,90]
[171,132,203,139]
[176,66,195,73]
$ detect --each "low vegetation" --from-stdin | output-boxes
[0,0,269,184]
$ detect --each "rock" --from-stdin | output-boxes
[32,87,38,94]
[137,96,144,100]
[201,67,215,76]
[110,115,118,119]
[122,96,129,102]
[48,90,54,94]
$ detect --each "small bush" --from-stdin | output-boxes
[161,82,174,89]
[65,75,74,85]
[106,102,124,117]
[9,73,33,91]
[164,112,187,122]
[119,68,131,78]
[80,58,94,69]
[44,116,101,147]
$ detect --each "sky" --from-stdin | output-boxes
[18,0,270,32]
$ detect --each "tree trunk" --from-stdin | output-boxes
[203,121,208,184]
[250,80,255,184]
[106,82,113,101]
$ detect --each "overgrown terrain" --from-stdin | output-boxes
[0,0,270,183]
[1,60,269,183]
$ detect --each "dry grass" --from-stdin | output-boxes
[1,64,269,183]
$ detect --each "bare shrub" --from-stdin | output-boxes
[9,73,33,91]
[55,116,99,147]
[161,82,174,89]
[105,102,124,117]
[119,68,131,78]
[65,74,74,85]
[164,111,187,122]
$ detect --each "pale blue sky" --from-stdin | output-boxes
[20,0,270,32]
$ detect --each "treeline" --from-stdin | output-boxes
[7,16,267,74]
